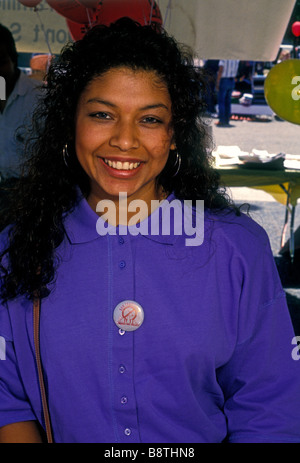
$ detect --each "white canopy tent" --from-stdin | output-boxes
[0,0,297,60]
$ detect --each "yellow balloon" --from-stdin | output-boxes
[264,59,300,125]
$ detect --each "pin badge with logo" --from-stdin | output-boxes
[113,300,144,331]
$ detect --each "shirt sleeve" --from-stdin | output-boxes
[0,304,36,428]
[217,237,300,443]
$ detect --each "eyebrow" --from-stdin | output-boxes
[86,98,170,111]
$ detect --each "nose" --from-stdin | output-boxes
[109,119,140,151]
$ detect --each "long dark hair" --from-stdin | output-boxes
[0,18,236,303]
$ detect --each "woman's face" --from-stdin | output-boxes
[74,67,175,210]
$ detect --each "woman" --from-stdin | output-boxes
[0,18,299,443]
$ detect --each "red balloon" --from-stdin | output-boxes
[66,18,90,41]
[46,0,93,24]
[66,0,163,42]
[93,0,162,27]
[76,0,99,8]
[292,21,300,38]
[18,0,42,6]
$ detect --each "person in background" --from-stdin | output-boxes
[29,54,53,82]
[203,59,219,117]
[277,48,291,63]
[235,60,253,95]
[0,24,42,213]
[215,59,239,127]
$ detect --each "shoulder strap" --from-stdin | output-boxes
[33,297,53,443]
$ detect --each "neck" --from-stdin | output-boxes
[88,186,168,227]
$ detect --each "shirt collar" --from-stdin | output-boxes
[63,190,179,245]
[137,192,179,245]
[63,191,100,244]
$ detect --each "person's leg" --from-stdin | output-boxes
[217,79,227,125]
[224,78,235,125]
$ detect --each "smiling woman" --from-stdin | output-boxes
[0,18,300,444]
[0,16,223,302]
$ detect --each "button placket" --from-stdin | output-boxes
[110,233,140,442]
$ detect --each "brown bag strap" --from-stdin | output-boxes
[33,297,53,443]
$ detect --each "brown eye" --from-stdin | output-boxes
[90,112,112,120]
[142,117,162,124]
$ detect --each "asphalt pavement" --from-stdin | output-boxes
[209,114,300,335]
[211,116,300,155]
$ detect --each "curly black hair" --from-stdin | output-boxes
[0,18,236,302]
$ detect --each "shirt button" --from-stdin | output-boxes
[118,237,124,244]
[121,396,128,404]
[124,428,131,436]
[119,365,126,374]
[119,260,126,269]
[119,329,125,336]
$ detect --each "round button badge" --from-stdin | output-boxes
[113,300,144,332]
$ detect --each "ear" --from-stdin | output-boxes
[169,128,176,151]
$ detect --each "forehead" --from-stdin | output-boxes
[79,67,171,105]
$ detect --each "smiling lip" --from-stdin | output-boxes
[99,156,144,177]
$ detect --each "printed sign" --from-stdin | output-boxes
[0,0,72,54]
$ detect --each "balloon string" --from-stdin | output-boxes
[149,0,154,25]
[85,8,93,28]
[163,0,172,27]
[140,0,147,26]
[34,6,53,55]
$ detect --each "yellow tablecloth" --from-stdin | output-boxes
[216,166,300,259]
[216,166,300,206]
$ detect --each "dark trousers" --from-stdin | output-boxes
[218,77,235,124]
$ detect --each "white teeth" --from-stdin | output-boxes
[104,159,141,170]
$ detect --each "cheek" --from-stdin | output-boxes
[75,121,96,154]
[76,119,109,151]
[146,132,174,160]
[74,125,92,169]
[148,146,170,166]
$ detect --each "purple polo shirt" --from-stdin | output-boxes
[0,193,300,443]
